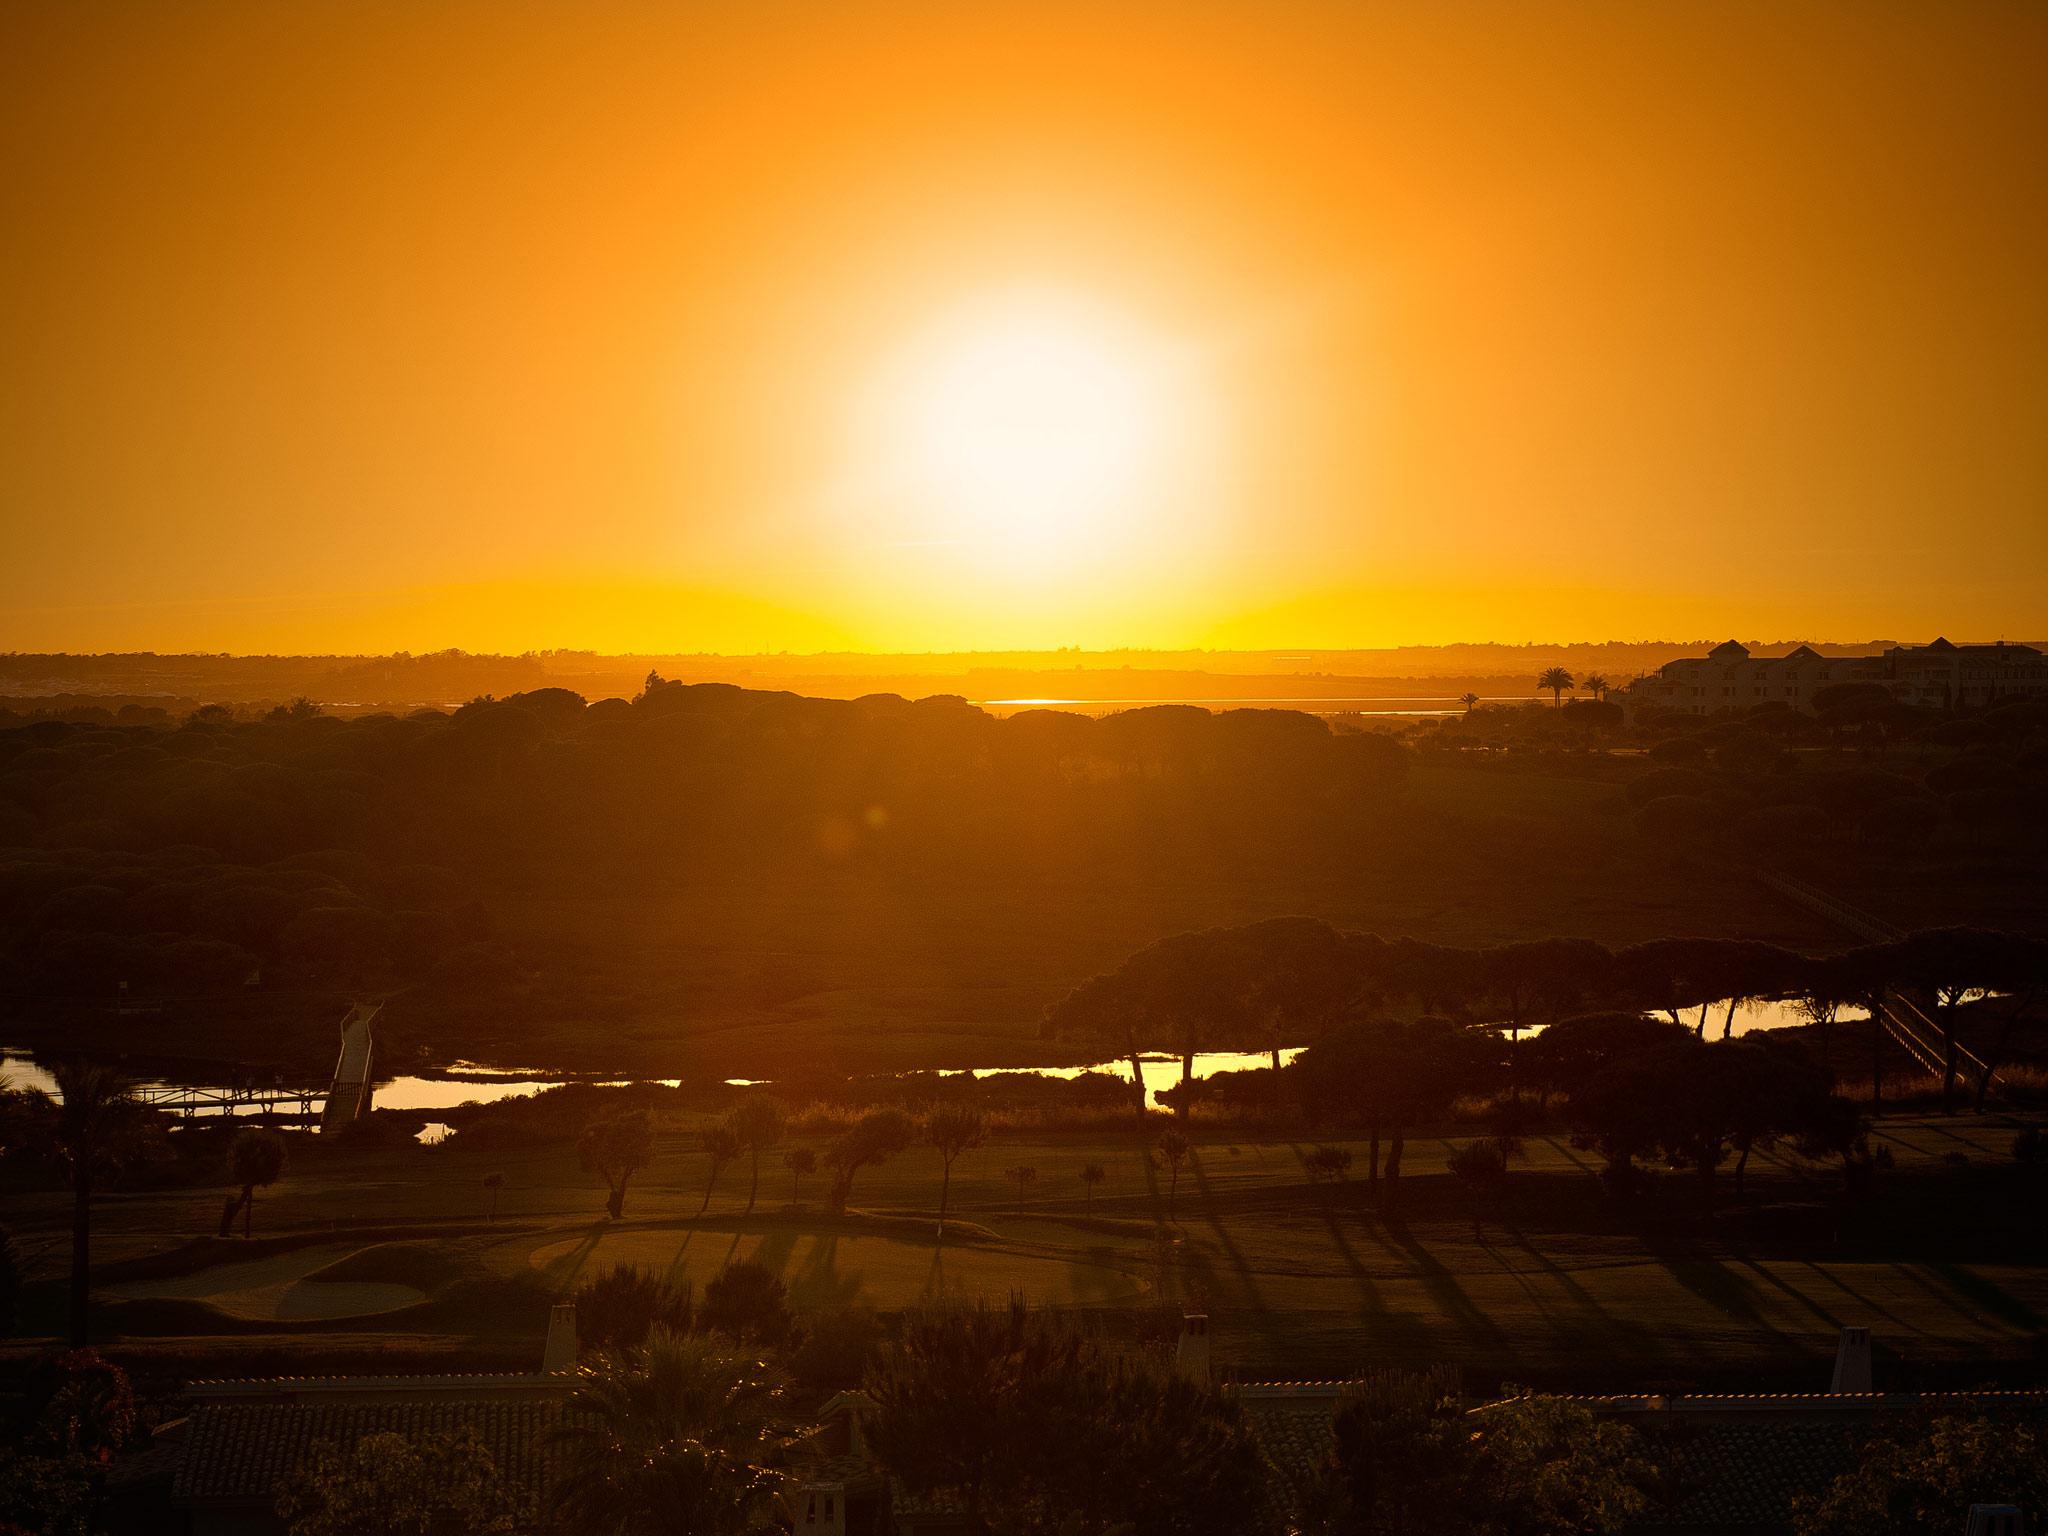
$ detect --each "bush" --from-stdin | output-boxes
[788,1306,884,1393]
[2014,1127,2048,1167]
[1447,1139,1509,1190]
[1304,1144,1354,1184]
[698,1261,793,1347]
[1794,1412,2048,1535]
[573,1264,693,1355]
[26,1350,136,1462]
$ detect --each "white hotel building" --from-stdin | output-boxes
[1622,638,2045,718]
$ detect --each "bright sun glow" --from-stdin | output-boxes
[881,293,1171,567]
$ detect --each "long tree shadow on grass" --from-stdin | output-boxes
[787,1233,864,1311]
[543,1224,609,1291]
[1922,1262,2047,1334]
[1498,1222,1671,1371]
[1642,1236,1791,1341]
[1377,1214,1511,1356]
[1186,1148,1271,1316]
[1797,1260,1917,1334]
[1734,1257,1842,1332]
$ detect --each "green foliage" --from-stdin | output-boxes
[547,1330,793,1536]
[1793,1412,2048,1536]
[574,1264,695,1355]
[822,1108,915,1213]
[867,1301,1269,1536]
[26,1350,136,1462]
[786,1305,883,1393]
[579,1111,655,1219]
[783,1145,817,1202]
[275,1427,529,1536]
[698,1262,792,1348]
[1467,1394,1653,1536]
[0,1449,96,1536]
[1308,1378,1651,1536]
[725,1098,787,1212]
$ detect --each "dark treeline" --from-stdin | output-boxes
[1429,685,2048,857]
[1047,916,2048,1116]
[0,683,1406,1008]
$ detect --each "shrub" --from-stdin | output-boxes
[1447,1139,1509,1190]
[1303,1144,1354,1184]
[572,1264,693,1355]
[698,1261,793,1347]
[27,1349,136,1462]
[788,1306,884,1393]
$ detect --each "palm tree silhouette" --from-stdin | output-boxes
[1537,666,1575,708]
[1582,673,1609,703]
[547,1331,793,1536]
[16,1063,163,1347]
[1459,692,1480,716]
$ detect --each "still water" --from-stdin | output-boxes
[1,995,1833,1118]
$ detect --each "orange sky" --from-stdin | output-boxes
[4,1,2045,654]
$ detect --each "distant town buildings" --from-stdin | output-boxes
[1622,638,2046,718]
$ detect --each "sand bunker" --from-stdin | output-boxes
[528,1227,1147,1308]
[103,1245,428,1321]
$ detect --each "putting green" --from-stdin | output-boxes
[102,1245,428,1321]
[528,1227,1147,1309]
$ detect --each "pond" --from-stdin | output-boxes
[0,995,1854,1124]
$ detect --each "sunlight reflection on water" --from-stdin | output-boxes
[0,995,1853,1121]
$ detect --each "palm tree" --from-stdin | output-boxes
[1079,1163,1107,1210]
[1582,673,1610,703]
[224,1126,287,1238]
[1537,666,1575,708]
[1155,1130,1191,1222]
[548,1330,795,1536]
[923,1106,987,1239]
[21,1063,163,1347]
[1005,1165,1037,1206]
[1459,692,1480,716]
[726,1100,786,1216]
[697,1124,742,1217]
[783,1147,815,1205]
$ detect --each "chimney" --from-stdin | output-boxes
[1829,1327,1872,1393]
[543,1300,578,1373]
[1175,1311,1210,1387]
[1964,1507,2023,1536]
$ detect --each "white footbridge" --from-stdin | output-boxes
[320,1001,382,1132]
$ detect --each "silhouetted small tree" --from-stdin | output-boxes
[697,1123,742,1217]
[578,1111,654,1220]
[481,1171,504,1223]
[699,1261,792,1348]
[1079,1162,1108,1209]
[1006,1165,1038,1206]
[726,1099,786,1215]
[823,1109,915,1214]
[783,1146,816,1205]
[573,1263,694,1355]
[224,1127,287,1238]
[1155,1130,1190,1221]
[923,1105,987,1238]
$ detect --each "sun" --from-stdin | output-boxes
[884,292,1170,566]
